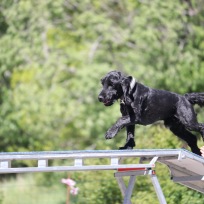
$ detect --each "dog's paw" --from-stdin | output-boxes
[119,146,133,150]
[105,131,114,139]
[105,126,118,139]
[119,138,135,150]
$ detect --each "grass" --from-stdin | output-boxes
[0,174,66,204]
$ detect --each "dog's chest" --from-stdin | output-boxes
[120,102,134,116]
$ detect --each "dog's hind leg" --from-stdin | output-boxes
[176,98,204,141]
[198,123,204,141]
[164,118,201,156]
[119,125,135,149]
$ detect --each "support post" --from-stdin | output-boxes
[115,175,134,204]
[123,175,136,204]
[115,177,126,198]
[150,171,167,204]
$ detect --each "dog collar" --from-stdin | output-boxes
[130,77,136,90]
[120,76,136,105]
[120,99,125,105]
[120,95,125,105]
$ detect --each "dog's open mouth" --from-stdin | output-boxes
[104,100,115,106]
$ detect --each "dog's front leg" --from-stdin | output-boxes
[105,115,133,139]
[119,125,135,149]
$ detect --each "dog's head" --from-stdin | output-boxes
[98,71,124,106]
[98,70,137,106]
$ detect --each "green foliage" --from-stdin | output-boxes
[0,0,204,203]
[0,190,3,204]
[0,175,65,204]
[75,171,122,204]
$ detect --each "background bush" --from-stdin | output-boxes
[0,0,204,203]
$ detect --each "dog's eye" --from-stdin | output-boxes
[109,81,114,86]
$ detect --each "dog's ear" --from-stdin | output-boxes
[121,76,136,104]
[121,76,134,92]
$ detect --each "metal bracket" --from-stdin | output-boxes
[0,160,11,169]
[38,160,48,168]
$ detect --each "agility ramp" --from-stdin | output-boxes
[0,149,204,204]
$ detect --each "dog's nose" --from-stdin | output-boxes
[98,95,104,102]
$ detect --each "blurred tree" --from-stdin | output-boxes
[0,0,204,203]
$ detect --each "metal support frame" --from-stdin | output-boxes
[0,149,204,203]
[0,150,162,174]
[115,168,167,204]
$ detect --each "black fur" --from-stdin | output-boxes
[98,71,204,155]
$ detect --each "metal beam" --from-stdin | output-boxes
[0,149,204,200]
[0,149,180,174]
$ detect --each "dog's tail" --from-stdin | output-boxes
[185,93,204,107]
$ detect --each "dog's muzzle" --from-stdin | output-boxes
[98,95,115,106]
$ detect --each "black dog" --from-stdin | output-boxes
[98,70,204,155]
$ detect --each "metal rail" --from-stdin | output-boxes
[0,149,180,174]
[1,149,204,204]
